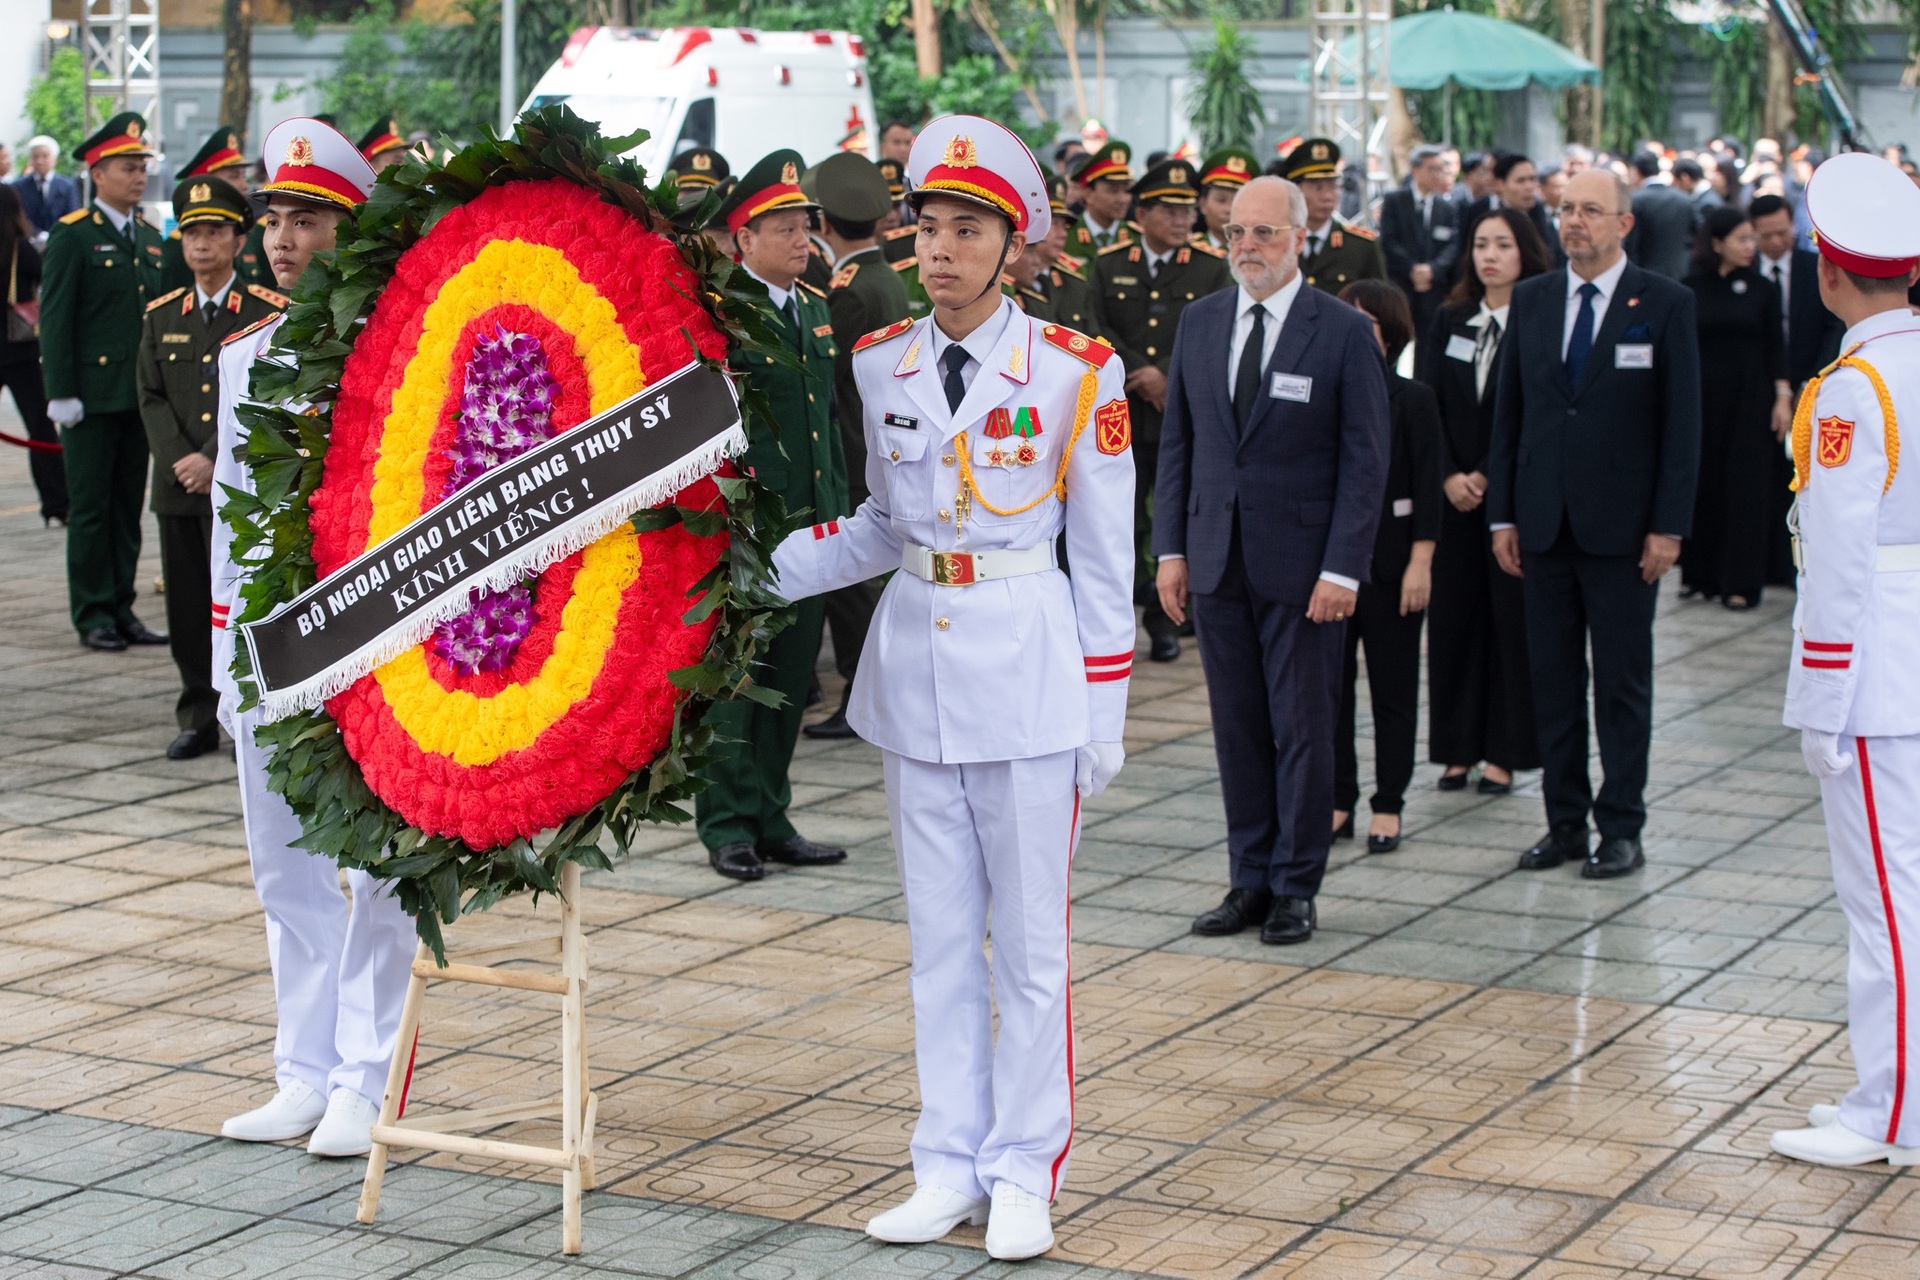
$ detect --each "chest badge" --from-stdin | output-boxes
[982,407,1042,467]
[883,412,919,431]
[1818,416,1855,469]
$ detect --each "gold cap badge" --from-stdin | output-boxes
[1170,166,1187,183]
[691,152,711,171]
[781,161,798,185]
[189,182,212,204]
[1227,155,1247,174]
[127,121,141,139]
[944,135,979,168]
[285,136,314,166]
[1312,142,1329,159]
[1113,148,1128,164]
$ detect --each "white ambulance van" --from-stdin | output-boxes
[522,26,879,172]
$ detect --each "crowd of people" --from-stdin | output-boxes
[4,100,1920,1259]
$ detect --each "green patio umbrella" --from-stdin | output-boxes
[1390,8,1602,93]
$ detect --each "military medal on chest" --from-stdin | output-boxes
[982,406,1043,468]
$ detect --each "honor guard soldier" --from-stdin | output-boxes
[1196,147,1257,252]
[1091,156,1229,662]
[697,151,851,881]
[212,118,417,1159]
[1067,140,1136,258]
[811,152,911,741]
[40,111,170,652]
[357,114,409,173]
[1286,138,1385,294]
[137,178,286,761]
[1771,153,1920,1169]
[160,127,267,291]
[769,114,1136,1262]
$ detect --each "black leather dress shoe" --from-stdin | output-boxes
[81,627,127,652]
[1191,887,1273,937]
[1148,633,1180,662]
[1261,896,1316,945]
[118,619,169,645]
[1436,770,1470,792]
[1367,831,1401,854]
[167,726,219,760]
[1518,825,1590,871]
[1582,836,1646,879]
[1477,775,1511,795]
[1177,618,1195,637]
[802,709,859,740]
[709,843,766,881]
[758,834,847,866]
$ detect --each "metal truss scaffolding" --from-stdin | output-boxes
[1307,0,1390,193]
[83,0,162,145]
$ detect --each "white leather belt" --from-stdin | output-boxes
[902,542,1056,586]
[1878,543,1920,572]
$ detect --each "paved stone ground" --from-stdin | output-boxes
[0,396,1914,1279]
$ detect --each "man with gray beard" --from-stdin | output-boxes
[1153,175,1390,946]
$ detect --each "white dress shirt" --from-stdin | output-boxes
[1082,214,1122,244]
[1560,251,1630,358]
[1143,244,1176,277]
[195,273,237,316]
[926,301,1012,397]
[1760,251,1792,345]
[95,200,132,238]
[741,263,795,315]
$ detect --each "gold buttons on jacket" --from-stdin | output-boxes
[97,355,108,365]
[935,617,951,630]
[1146,346,1157,357]
[942,453,956,466]
[890,449,900,461]
[1147,318,1158,328]
[937,509,951,522]
[201,383,211,393]
[201,354,212,363]
[200,412,212,422]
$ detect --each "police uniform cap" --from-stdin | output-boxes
[1283,138,1341,181]
[877,157,907,201]
[1046,172,1074,220]
[180,127,248,178]
[1131,156,1199,206]
[907,115,1051,241]
[670,146,730,192]
[79,111,155,168]
[356,115,407,161]
[811,152,894,222]
[1072,140,1133,186]
[717,149,819,235]
[1804,152,1920,278]
[171,178,253,230]
[1198,147,1258,190]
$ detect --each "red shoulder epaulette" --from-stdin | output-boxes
[830,262,859,290]
[222,314,277,346]
[1040,324,1114,368]
[145,286,187,314]
[247,282,291,309]
[853,317,915,353]
[1051,258,1085,281]
[797,280,827,299]
[883,225,917,241]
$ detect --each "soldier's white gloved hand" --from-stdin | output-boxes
[1075,741,1125,797]
[47,398,84,427]
[1801,729,1855,780]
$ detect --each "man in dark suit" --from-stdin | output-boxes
[1624,151,1697,279]
[1155,175,1390,946]
[14,136,81,241]
[1486,169,1701,879]
[1464,152,1562,266]
[1378,144,1461,363]
[1751,192,1844,586]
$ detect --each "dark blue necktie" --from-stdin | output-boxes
[943,345,969,412]
[1564,281,1599,387]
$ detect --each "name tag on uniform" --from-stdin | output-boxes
[883,412,919,431]
[1615,344,1653,369]
[1270,373,1313,403]
[1445,334,1477,363]
[1393,498,1413,517]
[1432,226,1454,241]
[161,332,193,344]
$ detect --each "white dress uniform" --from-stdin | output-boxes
[210,120,415,1143]
[1776,152,1920,1166]
[770,119,1136,1221]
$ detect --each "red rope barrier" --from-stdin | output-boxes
[0,429,60,453]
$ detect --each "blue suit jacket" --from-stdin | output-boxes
[1153,282,1391,604]
[1485,261,1702,556]
[14,174,81,234]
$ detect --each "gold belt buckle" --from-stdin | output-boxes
[929,551,977,586]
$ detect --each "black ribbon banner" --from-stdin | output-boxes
[241,360,742,717]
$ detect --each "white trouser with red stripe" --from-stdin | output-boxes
[884,748,1080,1202]
[1822,733,1920,1148]
[234,709,416,1106]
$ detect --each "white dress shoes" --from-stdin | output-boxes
[1770,1118,1920,1166]
[1807,1103,1839,1126]
[220,1079,327,1143]
[865,1184,991,1244]
[984,1181,1054,1261]
[307,1088,381,1158]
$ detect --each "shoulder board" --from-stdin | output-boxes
[1097,241,1132,256]
[1051,259,1085,281]
[853,317,915,353]
[1190,239,1226,258]
[797,280,827,299]
[247,283,291,309]
[58,208,89,225]
[892,258,915,273]
[883,225,918,241]
[145,286,187,314]
[222,314,277,346]
[830,262,859,290]
[166,229,180,242]
[1039,323,1115,368]
[1125,220,1143,233]
[1342,223,1377,241]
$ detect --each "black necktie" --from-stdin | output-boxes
[943,345,970,413]
[1233,305,1266,431]
[1771,262,1789,342]
[1565,282,1599,387]
[781,294,799,337]
[203,300,219,326]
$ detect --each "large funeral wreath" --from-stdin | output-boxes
[224,109,795,958]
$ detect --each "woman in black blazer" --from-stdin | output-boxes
[1417,207,1551,795]
[1681,206,1790,608]
[1334,281,1444,853]
[0,184,64,524]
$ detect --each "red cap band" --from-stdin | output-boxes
[1814,230,1919,279]
[725,182,810,235]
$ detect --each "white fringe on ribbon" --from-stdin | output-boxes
[248,423,747,722]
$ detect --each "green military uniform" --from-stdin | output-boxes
[40,113,169,644]
[698,152,850,871]
[1283,138,1386,295]
[1091,157,1231,657]
[879,222,918,264]
[159,127,267,293]
[1020,259,1102,334]
[1068,140,1138,261]
[138,180,287,742]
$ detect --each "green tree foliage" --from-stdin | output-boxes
[1695,15,1767,147]
[925,54,1053,150]
[1185,18,1264,153]
[24,48,91,169]
[1793,0,1865,144]
[414,0,585,139]
[1592,0,1678,154]
[302,1,471,138]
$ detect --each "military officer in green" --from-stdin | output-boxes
[1285,137,1385,295]
[41,112,171,652]
[1091,155,1230,663]
[1012,175,1102,334]
[1195,147,1257,252]
[356,115,410,173]
[700,150,851,881]
[1067,140,1137,261]
[160,127,267,292]
[137,180,287,759]
[806,152,910,741]
[876,156,907,232]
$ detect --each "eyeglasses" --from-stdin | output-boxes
[1223,223,1295,245]
[1559,202,1625,221]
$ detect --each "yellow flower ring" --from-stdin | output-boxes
[310,179,730,848]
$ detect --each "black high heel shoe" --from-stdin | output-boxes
[1332,813,1355,840]
[1437,769,1470,792]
